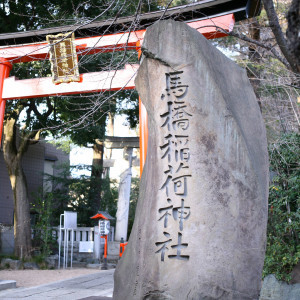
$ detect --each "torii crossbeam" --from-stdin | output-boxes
[0,14,235,174]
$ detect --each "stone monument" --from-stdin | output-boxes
[114,20,269,300]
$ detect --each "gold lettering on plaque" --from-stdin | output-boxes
[47,32,80,84]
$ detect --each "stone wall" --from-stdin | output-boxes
[259,275,300,300]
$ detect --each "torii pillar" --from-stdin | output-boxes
[0,58,12,147]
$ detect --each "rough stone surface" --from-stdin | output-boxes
[0,258,21,270]
[107,241,120,262]
[259,275,300,300]
[45,254,59,268]
[23,262,40,270]
[108,241,120,255]
[114,20,269,300]
[290,262,300,284]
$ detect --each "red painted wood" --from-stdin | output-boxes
[0,58,12,148]
[90,213,109,220]
[0,13,235,167]
[0,31,145,63]
[187,13,235,39]
[2,64,138,100]
[139,98,148,177]
[0,14,234,64]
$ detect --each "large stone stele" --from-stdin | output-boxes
[113,20,269,300]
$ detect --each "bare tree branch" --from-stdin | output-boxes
[262,0,299,73]
[228,29,289,68]
[197,24,290,68]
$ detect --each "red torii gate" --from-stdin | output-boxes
[0,14,234,174]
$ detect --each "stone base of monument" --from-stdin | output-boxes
[0,280,16,291]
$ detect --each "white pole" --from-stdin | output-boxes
[66,229,69,268]
[58,228,61,269]
[71,229,74,268]
[58,214,63,269]
[64,229,67,268]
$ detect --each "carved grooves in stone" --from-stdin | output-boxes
[141,46,172,67]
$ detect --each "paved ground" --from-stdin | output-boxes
[0,268,104,288]
[0,269,114,299]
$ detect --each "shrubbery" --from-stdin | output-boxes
[263,133,300,281]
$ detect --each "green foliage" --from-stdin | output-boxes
[100,176,119,226]
[43,163,119,227]
[31,190,57,258]
[263,133,300,282]
[117,90,140,128]
[0,0,143,147]
[41,162,140,236]
[47,138,72,154]
[0,0,139,33]
[0,254,18,262]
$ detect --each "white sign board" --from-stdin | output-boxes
[99,220,110,235]
[79,241,94,253]
[64,211,77,229]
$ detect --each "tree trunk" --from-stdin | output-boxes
[286,0,300,84]
[105,111,114,160]
[3,119,32,258]
[9,159,32,259]
[90,140,104,210]
[262,0,299,73]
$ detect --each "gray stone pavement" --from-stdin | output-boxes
[0,269,114,300]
